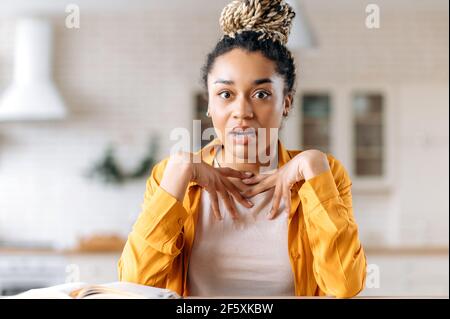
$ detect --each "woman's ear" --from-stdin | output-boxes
[283,93,293,116]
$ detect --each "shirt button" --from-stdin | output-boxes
[178,218,184,226]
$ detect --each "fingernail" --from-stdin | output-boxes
[247,200,253,207]
[244,171,253,177]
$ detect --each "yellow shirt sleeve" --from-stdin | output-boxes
[299,155,367,298]
[117,160,187,288]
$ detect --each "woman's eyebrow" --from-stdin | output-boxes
[213,78,273,85]
[253,78,273,85]
[214,79,234,85]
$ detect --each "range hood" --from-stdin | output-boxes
[0,18,67,121]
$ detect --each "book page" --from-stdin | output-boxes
[4,281,180,299]
[5,282,88,299]
[75,281,180,299]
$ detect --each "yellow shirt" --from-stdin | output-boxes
[118,138,367,298]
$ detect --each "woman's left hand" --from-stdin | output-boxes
[241,150,331,219]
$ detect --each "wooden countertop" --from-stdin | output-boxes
[0,247,122,255]
[0,246,447,256]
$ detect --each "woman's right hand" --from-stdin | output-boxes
[160,151,254,220]
[191,161,254,220]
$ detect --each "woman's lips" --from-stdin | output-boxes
[228,128,257,145]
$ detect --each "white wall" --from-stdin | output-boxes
[0,1,448,251]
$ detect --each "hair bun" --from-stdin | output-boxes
[219,0,296,46]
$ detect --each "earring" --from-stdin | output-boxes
[206,109,211,117]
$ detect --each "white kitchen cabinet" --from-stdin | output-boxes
[294,86,395,192]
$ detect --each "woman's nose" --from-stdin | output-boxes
[232,96,254,119]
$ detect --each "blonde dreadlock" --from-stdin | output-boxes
[219,0,296,46]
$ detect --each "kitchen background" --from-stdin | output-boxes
[0,0,448,297]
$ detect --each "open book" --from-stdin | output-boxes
[6,282,180,299]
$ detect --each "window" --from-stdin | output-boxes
[353,93,384,177]
[301,94,331,153]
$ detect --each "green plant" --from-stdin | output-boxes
[86,136,159,185]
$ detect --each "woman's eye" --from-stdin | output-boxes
[218,91,231,99]
[254,91,271,99]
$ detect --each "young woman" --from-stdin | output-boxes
[118,0,367,298]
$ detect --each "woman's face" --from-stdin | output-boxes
[207,48,292,162]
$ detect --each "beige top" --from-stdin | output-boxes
[187,146,295,296]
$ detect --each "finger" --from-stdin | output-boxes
[243,182,270,198]
[243,175,276,197]
[223,179,254,208]
[268,184,282,219]
[217,167,253,179]
[208,189,222,220]
[241,173,268,185]
[284,186,292,216]
[218,187,239,219]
